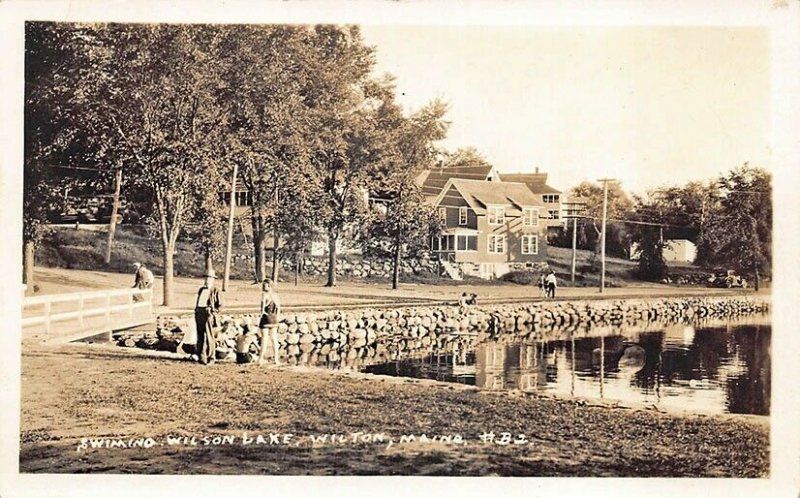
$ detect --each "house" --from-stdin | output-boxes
[662,239,697,263]
[498,168,563,238]
[430,177,548,279]
[630,239,697,264]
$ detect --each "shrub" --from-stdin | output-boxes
[499,271,539,286]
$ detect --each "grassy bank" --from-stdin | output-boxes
[36,226,650,287]
[20,343,768,476]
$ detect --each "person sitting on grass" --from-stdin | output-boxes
[458,292,470,311]
[131,262,154,302]
[235,326,259,365]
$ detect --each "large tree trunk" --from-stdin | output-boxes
[252,215,266,283]
[326,228,337,287]
[23,240,34,293]
[271,230,279,282]
[163,241,175,307]
[392,231,401,290]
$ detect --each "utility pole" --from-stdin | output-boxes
[597,178,616,293]
[104,166,123,264]
[571,216,578,282]
[222,163,238,291]
[564,199,585,283]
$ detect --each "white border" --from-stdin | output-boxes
[1,1,798,497]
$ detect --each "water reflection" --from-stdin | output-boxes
[363,317,770,416]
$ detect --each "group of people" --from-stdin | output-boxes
[132,261,281,366]
[192,270,282,366]
[133,260,560,367]
[539,270,558,299]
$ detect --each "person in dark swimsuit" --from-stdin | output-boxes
[258,278,281,365]
[195,270,222,365]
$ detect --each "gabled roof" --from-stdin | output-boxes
[499,173,561,195]
[421,165,496,198]
[434,178,545,215]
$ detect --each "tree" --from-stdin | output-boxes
[219,25,318,283]
[655,181,722,266]
[365,97,449,289]
[705,164,771,290]
[37,23,233,305]
[628,193,669,281]
[441,146,493,169]
[23,22,91,292]
[302,25,384,287]
[569,181,633,259]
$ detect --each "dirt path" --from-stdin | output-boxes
[31,267,760,313]
[19,342,768,476]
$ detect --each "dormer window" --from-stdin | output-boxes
[487,206,505,225]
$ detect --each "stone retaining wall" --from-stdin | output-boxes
[118,297,770,365]
[228,253,441,279]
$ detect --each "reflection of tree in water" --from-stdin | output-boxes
[359,321,770,415]
[632,332,663,390]
[726,325,770,415]
[654,327,730,386]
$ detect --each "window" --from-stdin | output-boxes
[488,234,506,254]
[523,208,539,227]
[521,235,539,255]
[459,207,468,225]
[438,207,447,225]
[456,235,478,251]
[487,206,505,225]
[547,210,560,220]
[543,194,560,204]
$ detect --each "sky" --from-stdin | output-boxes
[360,26,770,194]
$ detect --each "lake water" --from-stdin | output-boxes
[361,316,771,416]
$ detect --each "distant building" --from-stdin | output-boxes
[429,177,548,279]
[662,239,697,263]
[630,239,697,264]
[498,168,563,237]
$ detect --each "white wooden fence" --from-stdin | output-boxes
[22,287,154,336]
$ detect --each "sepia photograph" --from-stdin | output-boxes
[2,1,799,497]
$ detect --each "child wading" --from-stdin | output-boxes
[194,270,221,365]
[258,278,281,365]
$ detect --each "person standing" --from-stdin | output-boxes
[545,270,558,299]
[194,270,222,365]
[257,277,281,365]
[538,273,547,299]
[132,262,154,302]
